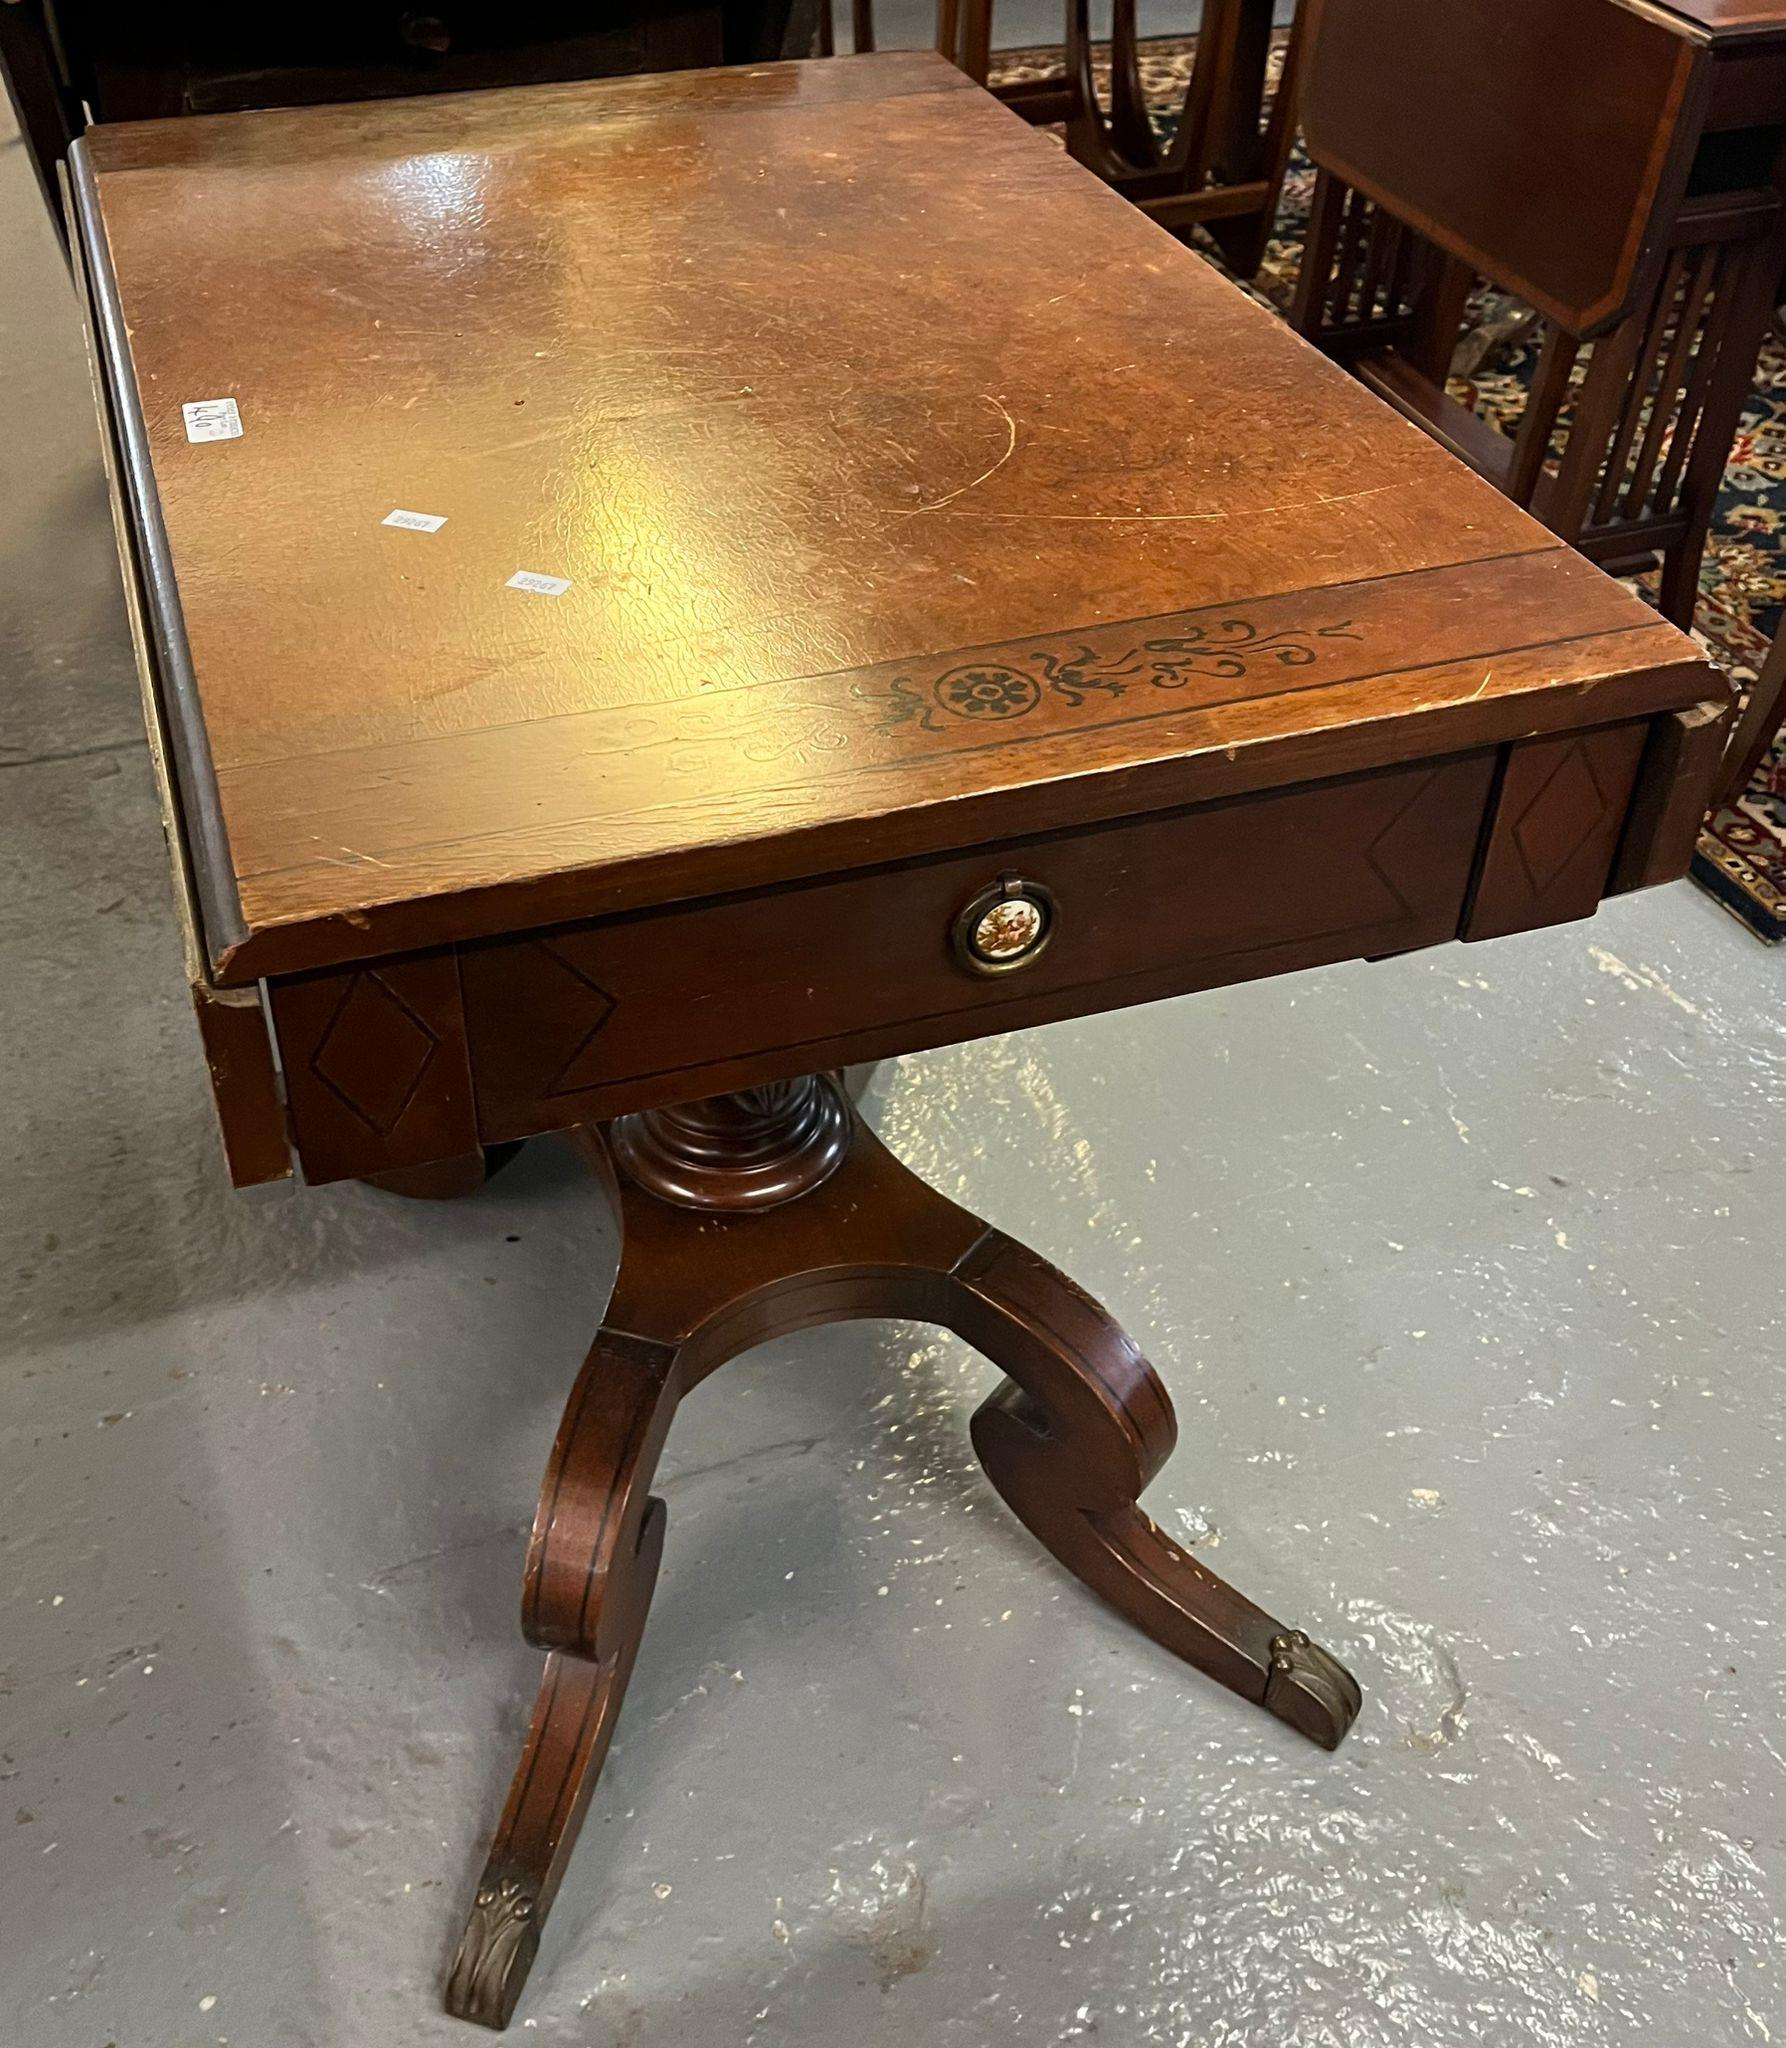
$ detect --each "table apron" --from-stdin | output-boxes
[257,721,1679,1186]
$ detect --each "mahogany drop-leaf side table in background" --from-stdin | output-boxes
[66,53,1730,2029]
[1291,0,1786,631]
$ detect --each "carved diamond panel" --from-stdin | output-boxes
[1462,723,1650,943]
[1362,767,1445,919]
[1511,741,1609,895]
[310,971,440,1135]
[539,944,619,1096]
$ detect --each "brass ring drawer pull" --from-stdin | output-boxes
[952,876,1057,976]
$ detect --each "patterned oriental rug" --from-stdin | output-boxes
[988,35,1786,941]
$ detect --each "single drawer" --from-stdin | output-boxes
[461,751,1500,1141]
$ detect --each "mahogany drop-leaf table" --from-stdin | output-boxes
[67,51,1729,2030]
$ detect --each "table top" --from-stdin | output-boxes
[74,52,1711,987]
[1656,0,1786,40]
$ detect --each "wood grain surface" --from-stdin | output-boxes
[77,51,1716,985]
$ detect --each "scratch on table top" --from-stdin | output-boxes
[905,395,1018,514]
[917,481,1406,524]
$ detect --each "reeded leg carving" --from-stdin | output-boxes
[446,1331,681,2028]
[449,1074,1358,2027]
[946,1234,1360,1750]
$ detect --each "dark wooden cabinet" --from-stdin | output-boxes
[1,0,787,234]
[50,0,739,117]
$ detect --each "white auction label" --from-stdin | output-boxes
[506,570,572,596]
[383,509,448,533]
[182,398,243,443]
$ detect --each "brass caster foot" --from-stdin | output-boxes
[1263,1629,1362,1751]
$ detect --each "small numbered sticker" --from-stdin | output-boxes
[182,398,243,443]
[383,509,447,533]
[506,570,572,597]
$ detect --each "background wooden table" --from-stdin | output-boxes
[1292,0,1786,630]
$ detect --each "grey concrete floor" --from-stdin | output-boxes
[5,76,1786,2048]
